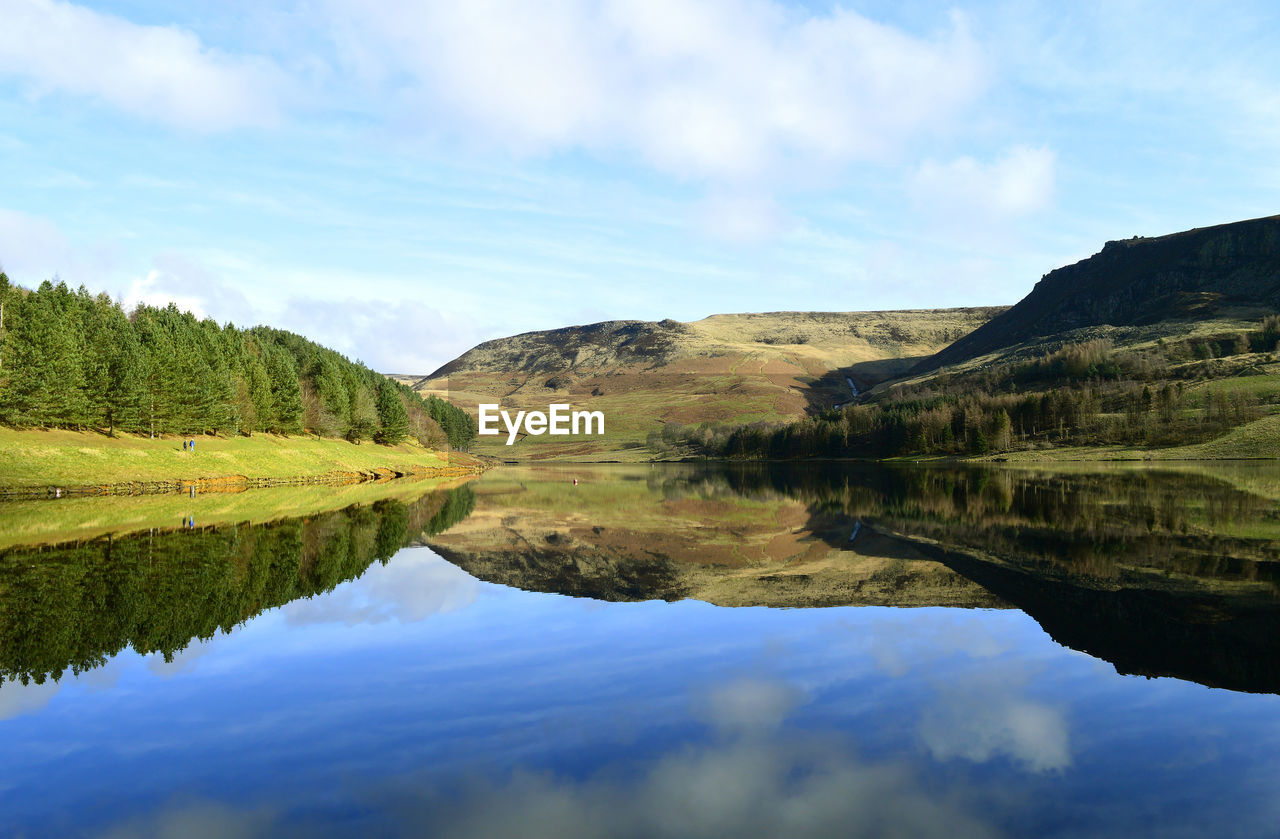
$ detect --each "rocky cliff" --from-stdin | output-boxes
[920,213,1280,371]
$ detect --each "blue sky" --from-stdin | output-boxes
[1,0,1278,373]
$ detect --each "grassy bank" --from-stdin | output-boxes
[0,428,474,490]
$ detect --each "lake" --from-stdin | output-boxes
[3,462,1280,837]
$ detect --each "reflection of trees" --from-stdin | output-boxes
[0,486,475,686]
[727,465,1280,588]
[628,462,1280,586]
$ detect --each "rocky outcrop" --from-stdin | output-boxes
[919,214,1280,371]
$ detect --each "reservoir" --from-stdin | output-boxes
[3,463,1280,837]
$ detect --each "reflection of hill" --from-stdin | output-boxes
[785,463,1280,693]
[425,465,1006,609]
[434,462,1280,694]
[0,485,475,686]
[897,533,1280,693]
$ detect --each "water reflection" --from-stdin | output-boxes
[0,484,476,686]
[89,670,1007,839]
[427,463,1280,693]
[7,463,1280,837]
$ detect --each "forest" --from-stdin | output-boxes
[0,274,475,449]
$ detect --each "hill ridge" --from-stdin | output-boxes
[918,213,1280,372]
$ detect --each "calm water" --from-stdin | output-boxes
[4,463,1280,837]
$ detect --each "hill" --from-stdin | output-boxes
[412,308,1003,460]
[721,213,1280,462]
[919,213,1280,373]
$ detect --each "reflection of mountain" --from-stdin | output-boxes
[0,485,475,686]
[425,466,1006,609]
[756,463,1280,693]
[431,463,1280,694]
[901,534,1280,694]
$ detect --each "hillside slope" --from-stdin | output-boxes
[918,214,1280,373]
[415,308,1003,459]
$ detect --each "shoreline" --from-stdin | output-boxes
[0,461,486,501]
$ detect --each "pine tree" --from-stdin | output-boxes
[308,354,350,436]
[347,380,378,443]
[264,345,303,434]
[374,379,409,445]
[2,281,87,427]
[78,289,115,428]
[105,306,145,435]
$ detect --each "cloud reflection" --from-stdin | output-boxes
[99,801,272,839]
[0,678,61,721]
[693,675,806,734]
[281,548,481,627]
[94,738,1001,839]
[919,675,1071,773]
[92,674,1003,839]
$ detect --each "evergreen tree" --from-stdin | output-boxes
[263,345,304,434]
[105,306,145,435]
[1,281,87,427]
[308,354,350,436]
[374,378,410,444]
[0,274,476,448]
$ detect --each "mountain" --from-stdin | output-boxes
[412,308,1003,459]
[918,214,1280,372]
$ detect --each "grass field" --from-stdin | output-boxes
[0,428,463,489]
[980,412,1280,463]
[0,472,479,549]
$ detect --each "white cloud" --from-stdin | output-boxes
[99,800,273,839]
[911,145,1056,218]
[322,0,985,182]
[0,678,61,720]
[0,207,72,279]
[695,676,805,733]
[282,548,481,626]
[400,737,1001,839]
[0,206,126,287]
[94,731,1004,839]
[278,295,487,375]
[122,253,258,325]
[918,675,1071,773]
[696,192,788,243]
[146,641,214,678]
[0,0,283,131]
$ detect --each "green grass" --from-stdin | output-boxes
[1187,369,1280,404]
[0,473,478,549]
[0,428,456,489]
[982,412,1280,463]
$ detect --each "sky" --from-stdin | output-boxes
[0,0,1278,374]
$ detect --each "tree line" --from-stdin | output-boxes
[0,274,475,448]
